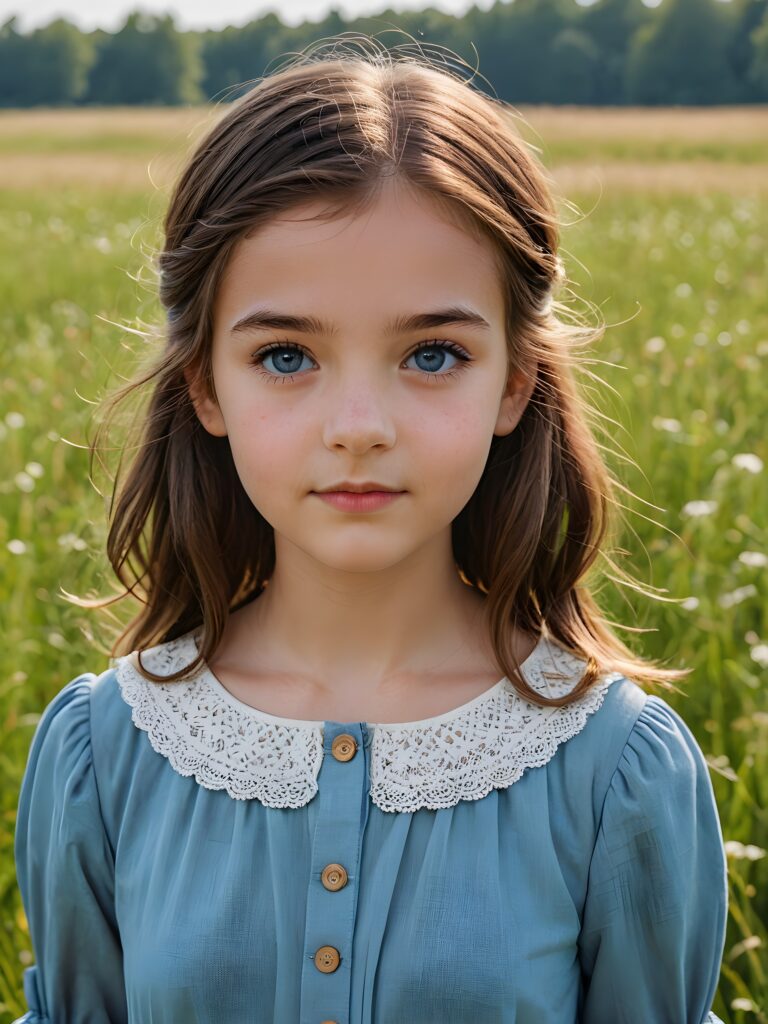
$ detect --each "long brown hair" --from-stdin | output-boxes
[72,36,687,708]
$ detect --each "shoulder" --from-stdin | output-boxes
[25,660,151,810]
[20,671,98,781]
[549,664,715,819]
[32,659,143,765]
[581,686,727,924]
[27,657,137,746]
[606,687,718,812]
[15,672,107,854]
[569,673,719,833]
[24,662,138,777]
[590,678,713,788]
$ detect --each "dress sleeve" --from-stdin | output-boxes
[577,694,728,1024]
[12,675,128,1024]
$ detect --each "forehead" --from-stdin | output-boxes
[215,179,506,327]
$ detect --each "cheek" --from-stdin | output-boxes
[408,402,494,489]
[225,403,306,495]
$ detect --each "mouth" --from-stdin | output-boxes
[311,489,406,511]
[314,483,405,494]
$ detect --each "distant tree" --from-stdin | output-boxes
[294,6,349,47]
[550,27,601,105]
[0,0,761,108]
[502,0,581,103]
[20,18,94,105]
[625,0,741,104]
[748,5,768,94]
[0,16,27,106]
[726,0,768,99]
[461,0,579,104]
[200,12,285,102]
[579,0,651,105]
[85,11,203,105]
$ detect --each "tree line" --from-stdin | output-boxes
[1,0,767,107]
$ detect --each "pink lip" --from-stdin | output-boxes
[313,490,405,512]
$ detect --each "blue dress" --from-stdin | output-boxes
[13,629,728,1024]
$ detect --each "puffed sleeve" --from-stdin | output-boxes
[577,694,728,1024]
[12,675,128,1024]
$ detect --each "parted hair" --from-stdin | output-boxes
[75,35,686,708]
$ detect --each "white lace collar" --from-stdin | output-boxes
[114,628,622,813]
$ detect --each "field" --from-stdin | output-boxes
[0,105,766,1022]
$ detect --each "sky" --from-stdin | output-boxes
[3,0,620,34]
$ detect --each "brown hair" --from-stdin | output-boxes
[74,36,687,708]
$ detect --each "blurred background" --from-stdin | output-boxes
[0,0,766,1020]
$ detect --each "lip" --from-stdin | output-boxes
[312,490,405,512]
[316,481,400,493]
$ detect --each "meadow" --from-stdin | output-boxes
[0,104,766,1022]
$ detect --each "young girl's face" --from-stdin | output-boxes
[190,177,533,576]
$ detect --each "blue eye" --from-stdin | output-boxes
[258,346,314,377]
[248,339,471,383]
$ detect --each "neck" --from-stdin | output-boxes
[220,528,508,696]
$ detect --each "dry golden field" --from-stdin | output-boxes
[0,105,766,191]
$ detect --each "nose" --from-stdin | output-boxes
[321,373,396,453]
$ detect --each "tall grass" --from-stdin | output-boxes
[0,108,765,1023]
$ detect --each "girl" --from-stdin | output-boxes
[13,37,727,1024]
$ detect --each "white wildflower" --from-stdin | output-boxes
[724,841,766,861]
[750,644,768,669]
[732,453,763,474]
[739,551,767,568]
[681,500,718,518]
[25,461,44,478]
[57,532,88,552]
[7,539,27,555]
[675,283,692,298]
[14,472,35,493]
[644,336,666,354]
[652,417,682,433]
[681,597,699,611]
[5,411,24,429]
[719,584,757,609]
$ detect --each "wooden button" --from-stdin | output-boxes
[321,863,348,891]
[314,945,341,973]
[331,734,357,761]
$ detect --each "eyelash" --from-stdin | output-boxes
[248,338,472,385]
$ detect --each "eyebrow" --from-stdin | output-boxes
[228,304,492,338]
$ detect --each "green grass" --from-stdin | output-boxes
[535,137,768,164]
[4,131,768,165]
[0,111,766,1023]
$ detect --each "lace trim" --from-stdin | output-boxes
[114,629,622,812]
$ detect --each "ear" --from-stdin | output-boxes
[183,366,228,438]
[493,364,536,437]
